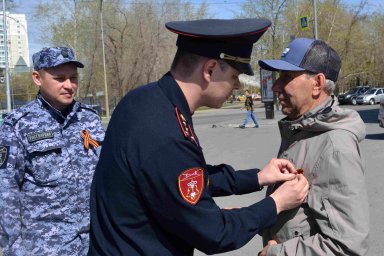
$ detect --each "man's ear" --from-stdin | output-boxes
[32,71,43,88]
[202,59,218,83]
[313,73,326,97]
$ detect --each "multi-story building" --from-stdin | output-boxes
[0,12,30,71]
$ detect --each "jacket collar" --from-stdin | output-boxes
[157,72,193,124]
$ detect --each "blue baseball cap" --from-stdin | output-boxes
[166,18,272,75]
[32,47,84,71]
[259,38,341,82]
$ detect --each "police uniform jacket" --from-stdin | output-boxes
[263,97,369,255]
[0,95,104,255]
[89,72,277,255]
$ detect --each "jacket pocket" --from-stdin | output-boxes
[321,196,339,235]
[25,139,66,186]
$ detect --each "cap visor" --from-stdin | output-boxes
[258,59,305,72]
[55,60,84,68]
[227,61,254,76]
[70,61,84,68]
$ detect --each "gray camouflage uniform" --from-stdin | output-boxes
[0,95,104,255]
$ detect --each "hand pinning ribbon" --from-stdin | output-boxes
[81,130,100,154]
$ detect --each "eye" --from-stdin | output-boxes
[55,77,66,82]
[70,76,79,82]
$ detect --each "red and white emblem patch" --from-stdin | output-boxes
[178,168,204,205]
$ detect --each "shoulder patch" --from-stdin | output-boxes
[178,168,204,205]
[0,146,9,169]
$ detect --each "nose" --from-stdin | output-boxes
[62,78,73,88]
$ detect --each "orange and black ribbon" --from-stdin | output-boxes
[81,130,100,153]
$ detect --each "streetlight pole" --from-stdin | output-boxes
[2,0,11,112]
[313,0,318,39]
[100,0,109,118]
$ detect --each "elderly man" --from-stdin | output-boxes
[258,38,369,255]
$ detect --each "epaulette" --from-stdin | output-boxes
[79,103,100,115]
[3,107,31,127]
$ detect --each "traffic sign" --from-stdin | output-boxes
[299,15,309,30]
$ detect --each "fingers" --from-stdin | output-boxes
[277,172,296,182]
[272,158,296,174]
[271,174,309,213]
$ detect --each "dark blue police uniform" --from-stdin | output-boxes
[89,18,277,255]
[89,73,277,255]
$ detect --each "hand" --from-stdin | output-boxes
[270,174,309,214]
[258,240,277,256]
[257,158,298,186]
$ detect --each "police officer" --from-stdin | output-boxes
[0,47,105,255]
[89,19,309,255]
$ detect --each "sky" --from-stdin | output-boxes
[11,0,384,64]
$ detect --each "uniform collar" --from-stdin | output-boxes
[158,72,193,123]
[36,94,80,123]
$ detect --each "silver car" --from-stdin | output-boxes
[379,98,384,128]
[356,88,384,105]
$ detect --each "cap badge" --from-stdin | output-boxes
[61,49,69,58]
[175,107,198,146]
[178,168,204,205]
[281,47,290,57]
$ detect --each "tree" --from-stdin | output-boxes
[32,0,209,112]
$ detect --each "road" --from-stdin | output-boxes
[193,103,384,256]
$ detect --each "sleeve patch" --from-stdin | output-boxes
[0,146,9,169]
[178,168,204,205]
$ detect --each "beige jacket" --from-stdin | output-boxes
[264,97,369,255]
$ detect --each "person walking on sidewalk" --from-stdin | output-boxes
[239,89,259,128]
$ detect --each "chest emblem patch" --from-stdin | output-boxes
[27,131,54,143]
[178,168,204,205]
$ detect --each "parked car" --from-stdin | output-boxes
[356,88,384,105]
[379,98,384,128]
[337,86,370,105]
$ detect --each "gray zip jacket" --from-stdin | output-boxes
[263,97,369,255]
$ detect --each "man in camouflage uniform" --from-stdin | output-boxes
[0,47,104,255]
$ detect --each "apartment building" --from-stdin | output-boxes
[0,12,30,70]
